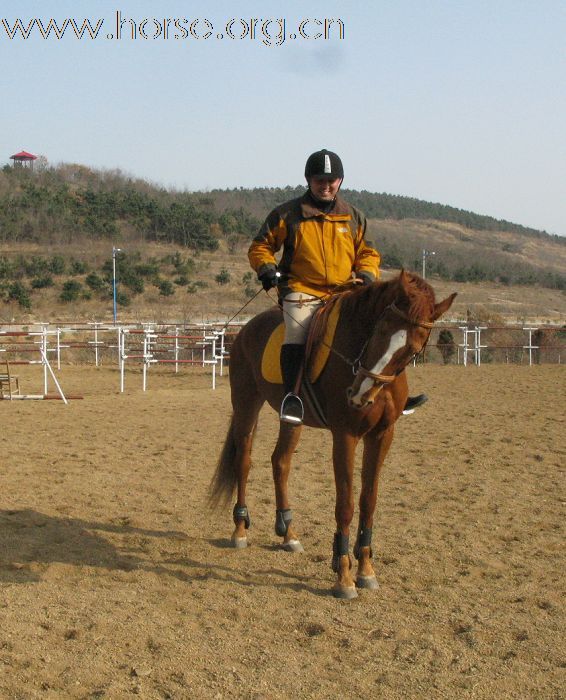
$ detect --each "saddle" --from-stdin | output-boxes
[261,296,343,385]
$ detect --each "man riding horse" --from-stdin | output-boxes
[248,149,427,424]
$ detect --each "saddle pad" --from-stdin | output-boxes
[261,299,342,384]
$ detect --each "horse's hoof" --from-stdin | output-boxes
[281,539,304,553]
[332,584,358,600]
[356,575,379,590]
[232,536,248,549]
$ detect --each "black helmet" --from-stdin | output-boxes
[304,149,344,179]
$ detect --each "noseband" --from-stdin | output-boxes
[353,303,435,385]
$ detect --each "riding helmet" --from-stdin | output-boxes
[304,149,344,179]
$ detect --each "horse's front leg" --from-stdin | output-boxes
[331,430,359,599]
[272,423,304,552]
[354,425,395,589]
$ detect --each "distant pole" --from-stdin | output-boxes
[422,249,436,278]
[112,247,122,324]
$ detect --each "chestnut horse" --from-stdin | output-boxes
[210,271,456,598]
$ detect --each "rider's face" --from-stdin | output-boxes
[308,176,342,202]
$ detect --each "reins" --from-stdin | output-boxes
[346,302,435,384]
[389,302,435,330]
[216,287,265,334]
[269,288,436,382]
[218,278,358,336]
[225,281,435,387]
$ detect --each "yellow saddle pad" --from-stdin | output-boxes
[261,299,342,384]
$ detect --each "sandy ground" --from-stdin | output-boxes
[0,363,564,699]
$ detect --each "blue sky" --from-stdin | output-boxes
[1,1,565,236]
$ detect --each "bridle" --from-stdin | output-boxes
[350,302,435,385]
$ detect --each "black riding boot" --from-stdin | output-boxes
[280,343,305,425]
[403,393,429,414]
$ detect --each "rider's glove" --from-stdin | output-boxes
[259,268,278,291]
[355,272,374,286]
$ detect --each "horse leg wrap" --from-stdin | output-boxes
[275,508,293,537]
[233,504,251,530]
[353,526,373,560]
[331,532,350,573]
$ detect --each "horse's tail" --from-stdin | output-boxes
[209,414,240,508]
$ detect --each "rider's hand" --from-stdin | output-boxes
[259,268,278,291]
[355,272,374,286]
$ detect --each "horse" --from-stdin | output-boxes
[210,270,456,599]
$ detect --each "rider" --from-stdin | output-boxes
[249,148,425,425]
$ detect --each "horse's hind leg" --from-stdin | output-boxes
[272,423,304,552]
[354,426,395,589]
[230,378,264,549]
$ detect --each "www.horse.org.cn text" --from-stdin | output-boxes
[0,14,346,46]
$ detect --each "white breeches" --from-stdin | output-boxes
[282,292,324,344]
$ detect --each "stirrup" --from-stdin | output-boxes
[402,393,428,415]
[280,392,304,425]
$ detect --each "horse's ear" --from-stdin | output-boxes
[399,268,411,294]
[431,292,457,321]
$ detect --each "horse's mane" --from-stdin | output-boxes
[339,272,436,330]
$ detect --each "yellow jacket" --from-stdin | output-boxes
[249,193,380,297]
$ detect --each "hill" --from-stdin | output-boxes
[0,163,564,324]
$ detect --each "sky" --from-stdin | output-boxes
[1,0,565,236]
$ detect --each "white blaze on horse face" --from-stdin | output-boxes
[350,330,408,406]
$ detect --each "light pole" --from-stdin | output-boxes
[422,249,436,279]
[112,247,122,324]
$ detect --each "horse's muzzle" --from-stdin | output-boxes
[346,384,379,409]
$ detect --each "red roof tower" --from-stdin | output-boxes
[10,150,37,169]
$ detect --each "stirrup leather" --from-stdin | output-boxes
[280,392,304,425]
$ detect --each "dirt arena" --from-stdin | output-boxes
[0,363,564,699]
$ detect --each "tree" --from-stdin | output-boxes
[86,272,105,290]
[7,282,31,309]
[31,275,54,289]
[437,329,456,364]
[215,268,231,285]
[158,280,174,296]
[60,280,82,302]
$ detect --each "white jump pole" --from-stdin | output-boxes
[175,327,180,374]
[142,329,149,392]
[523,327,538,366]
[120,328,126,393]
[38,344,68,404]
[94,323,99,367]
[211,335,216,390]
[56,328,62,370]
[216,329,226,376]
[42,326,48,394]
[459,326,469,367]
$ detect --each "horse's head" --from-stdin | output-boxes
[346,270,456,409]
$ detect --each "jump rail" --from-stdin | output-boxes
[0,326,68,402]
